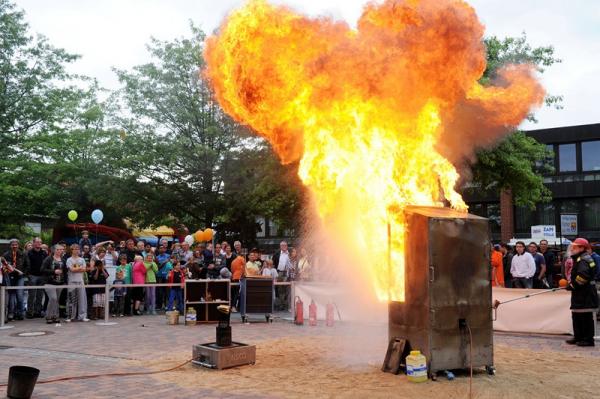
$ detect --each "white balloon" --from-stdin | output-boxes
[184,234,194,245]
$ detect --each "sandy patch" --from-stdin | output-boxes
[141,334,600,399]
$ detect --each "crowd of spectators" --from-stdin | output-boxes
[490,238,600,289]
[0,233,313,324]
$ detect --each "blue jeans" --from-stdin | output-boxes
[7,276,25,317]
[167,287,183,313]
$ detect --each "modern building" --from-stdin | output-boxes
[464,123,600,243]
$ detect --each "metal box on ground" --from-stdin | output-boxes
[240,277,274,322]
[192,342,256,370]
[389,206,494,376]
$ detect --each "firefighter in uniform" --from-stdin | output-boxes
[565,238,598,347]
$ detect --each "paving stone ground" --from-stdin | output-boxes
[0,313,598,398]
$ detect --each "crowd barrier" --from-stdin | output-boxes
[0,280,295,329]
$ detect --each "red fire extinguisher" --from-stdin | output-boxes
[326,303,334,327]
[309,299,317,326]
[294,296,304,325]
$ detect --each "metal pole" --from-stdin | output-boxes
[0,286,14,330]
[95,282,117,326]
[594,311,599,342]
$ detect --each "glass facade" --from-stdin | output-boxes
[582,141,600,171]
[558,143,577,172]
[538,203,555,225]
[583,198,600,230]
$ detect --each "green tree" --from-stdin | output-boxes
[0,0,99,236]
[469,34,561,209]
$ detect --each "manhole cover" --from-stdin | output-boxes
[10,331,54,337]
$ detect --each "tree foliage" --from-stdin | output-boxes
[469,34,561,208]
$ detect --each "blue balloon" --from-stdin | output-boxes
[91,209,104,224]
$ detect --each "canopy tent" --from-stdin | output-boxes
[131,225,175,237]
[508,237,571,247]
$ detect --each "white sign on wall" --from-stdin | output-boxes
[560,214,578,236]
[531,225,556,239]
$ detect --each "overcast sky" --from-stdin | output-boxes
[14,0,600,130]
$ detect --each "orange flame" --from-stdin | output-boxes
[204,0,544,301]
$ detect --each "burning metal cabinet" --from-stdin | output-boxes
[389,206,493,376]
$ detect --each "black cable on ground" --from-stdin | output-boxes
[0,358,193,387]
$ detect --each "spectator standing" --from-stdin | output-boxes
[510,241,536,289]
[131,255,146,315]
[155,245,171,309]
[116,254,133,315]
[297,247,311,281]
[538,240,556,288]
[78,231,92,249]
[272,241,291,280]
[167,261,185,313]
[224,244,235,272]
[103,242,118,268]
[201,243,214,266]
[66,244,89,322]
[41,244,67,323]
[88,260,109,320]
[528,242,547,288]
[230,254,246,312]
[245,249,262,277]
[124,239,137,263]
[136,240,146,257]
[2,239,27,321]
[232,241,242,258]
[491,244,504,287]
[500,243,514,288]
[210,247,225,279]
[220,242,228,256]
[26,237,48,318]
[586,246,600,282]
[111,270,126,317]
[189,250,205,279]
[144,253,158,315]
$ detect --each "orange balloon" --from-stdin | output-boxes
[194,230,205,242]
[204,228,213,241]
[558,279,568,288]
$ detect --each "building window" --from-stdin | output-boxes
[560,199,580,215]
[469,203,485,217]
[268,219,278,237]
[538,203,555,225]
[515,206,535,233]
[558,144,577,172]
[256,217,266,238]
[486,203,501,233]
[582,141,600,171]
[583,198,600,230]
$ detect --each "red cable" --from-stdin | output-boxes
[0,358,193,387]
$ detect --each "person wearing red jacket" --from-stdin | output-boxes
[167,262,185,313]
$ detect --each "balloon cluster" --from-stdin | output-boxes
[67,209,103,224]
[184,228,214,245]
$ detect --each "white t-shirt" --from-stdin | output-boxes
[67,256,86,283]
[277,251,290,272]
[262,268,278,280]
[510,252,536,278]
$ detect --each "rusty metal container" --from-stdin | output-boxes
[192,342,256,370]
[389,206,493,376]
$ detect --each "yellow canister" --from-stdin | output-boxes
[406,350,428,382]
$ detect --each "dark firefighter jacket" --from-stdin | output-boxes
[569,253,599,311]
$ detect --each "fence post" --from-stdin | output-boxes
[96,283,117,326]
[0,286,14,330]
[291,281,296,320]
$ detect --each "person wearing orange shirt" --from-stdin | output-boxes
[491,244,505,287]
[230,254,246,312]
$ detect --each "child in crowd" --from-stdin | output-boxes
[261,259,278,280]
[167,260,185,313]
[88,260,109,320]
[144,252,158,315]
[112,270,126,317]
[245,248,262,277]
[219,267,232,280]
[116,254,132,316]
[132,255,146,315]
[78,231,92,249]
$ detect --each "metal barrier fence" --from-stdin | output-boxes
[0,280,295,329]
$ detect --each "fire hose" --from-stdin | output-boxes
[492,287,566,321]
